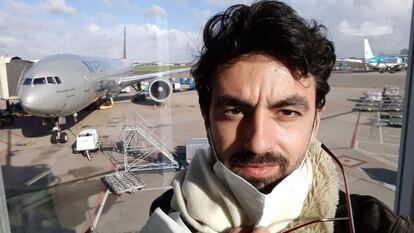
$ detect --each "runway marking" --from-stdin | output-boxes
[92,189,110,230]
[0,131,24,139]
[321,110,354,121]
[353,145,399,158]
[81,183,108,233]
[378,112,383,144]
[69,110,97,137]
[140,186,173,191]
[351,112,361,148]
[383,135,401,138]
[357,140,400,147]
[326,101,353,109]
[0,138,27,158]
[81,162,117,233]
[337,155,366,167]
[354,147,398,168]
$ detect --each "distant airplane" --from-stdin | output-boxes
[17,27,189,144]
[339,38,407,73]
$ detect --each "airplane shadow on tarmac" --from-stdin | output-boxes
[1,108,94,138]
[362,168,397,186]
[131,97,162,106]
[2,162,118,232]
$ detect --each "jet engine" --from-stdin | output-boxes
[148,78,173,103]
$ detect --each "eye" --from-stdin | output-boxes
[279,109,299,118]
[224,107,243,116]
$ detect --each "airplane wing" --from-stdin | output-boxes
[118,67,190,88]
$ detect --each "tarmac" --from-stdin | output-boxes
[0,71,407,232]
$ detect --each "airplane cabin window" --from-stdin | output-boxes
[22,78,32,85]
[33,77,46,85]
[47,76,56,84]
[54,76,62,84]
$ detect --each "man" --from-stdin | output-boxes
[141,1,413,232]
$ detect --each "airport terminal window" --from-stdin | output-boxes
[1,2,413,233]
[54,76,62,84]
[22,78,32,85]
[47,76,56,84]
[33,77,46,85]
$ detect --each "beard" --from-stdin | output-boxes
[226,150,301,193]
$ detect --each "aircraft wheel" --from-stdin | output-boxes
[59,132,68,143]
[51,131,58,144]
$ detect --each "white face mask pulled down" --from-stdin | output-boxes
[208,128,314,232]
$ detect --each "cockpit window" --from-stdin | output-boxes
[23,78,32,85]
[33,77,46,85]
[55,76,62,84]
[47,76,56,84]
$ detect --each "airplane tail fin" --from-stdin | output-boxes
[364,37,374,60]
[123,26,126,59]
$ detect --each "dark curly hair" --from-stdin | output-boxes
[192,0,336,117]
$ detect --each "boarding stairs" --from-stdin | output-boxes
[103,114,178,194]
[121,114,178,172]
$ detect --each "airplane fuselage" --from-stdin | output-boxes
[366,56,405,71]
[18,54,132,118]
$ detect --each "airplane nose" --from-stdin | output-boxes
[20,89,38,114]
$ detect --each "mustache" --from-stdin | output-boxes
[228,150,289,167]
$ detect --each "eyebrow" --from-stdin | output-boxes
[214,95,310,111]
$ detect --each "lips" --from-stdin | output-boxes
[235,164,278,178]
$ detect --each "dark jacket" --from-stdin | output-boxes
[334,191,413,233]
[150,189,413,233]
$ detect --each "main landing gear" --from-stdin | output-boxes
[50,118,68,144]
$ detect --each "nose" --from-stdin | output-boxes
[243,109,274,154]
[20,88,37,113]
[19,87,48,117]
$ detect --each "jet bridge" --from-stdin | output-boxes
[0,56,33,100]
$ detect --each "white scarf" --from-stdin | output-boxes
[170,146,313,233]
[141,140,339,233]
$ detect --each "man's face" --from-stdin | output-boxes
[207,53,320,193]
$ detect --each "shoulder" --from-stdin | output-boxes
[335,191,414,233]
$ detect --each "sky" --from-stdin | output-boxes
[0,0,412,63]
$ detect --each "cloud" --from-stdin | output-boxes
[0,0,411,61]
[87,23,100,33]
[144,4,167,18]
[43,0,76,15]
[205,0,254,7]
[339,20,394,36]
[0,1,198,62]
[287,0,412,57]
[191,9,212,29]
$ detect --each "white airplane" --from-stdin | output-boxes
[339,38,407,73]
[17,28,189,144]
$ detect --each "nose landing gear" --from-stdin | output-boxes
[50,119,68,144]
[50,128,68,144]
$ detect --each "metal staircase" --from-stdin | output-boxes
[121,114,178,172]
[102,114,178,194]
